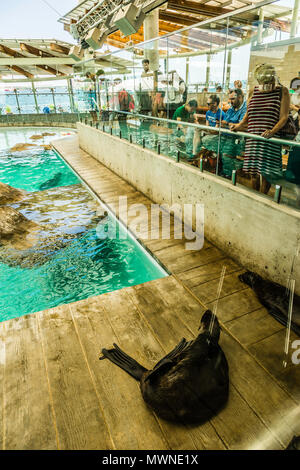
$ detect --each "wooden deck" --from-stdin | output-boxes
[0,136,299,450]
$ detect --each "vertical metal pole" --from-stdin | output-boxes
[232,170,237,185]
[185,57,189,86]
[291,0,300,38]
[225,50,232,90]
[67,78,75,113]
[51,88,57,113]
[205,53,211,88]
[31,82,39,114]
[257,8,265,45]
[274,185,282,203]
[14,89,21,114]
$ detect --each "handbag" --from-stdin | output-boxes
[278,87,297,140]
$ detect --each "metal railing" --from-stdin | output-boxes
[80,108,300,209]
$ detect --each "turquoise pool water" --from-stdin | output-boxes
[0,128,166,321]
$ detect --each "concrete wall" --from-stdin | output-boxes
[78,123,300,292]
[248,44,300,90]
[0,113,89,128]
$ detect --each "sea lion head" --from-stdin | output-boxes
[238,271,262,287]
[199,310,220,342]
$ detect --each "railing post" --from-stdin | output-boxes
[14,89,21,114]
[199,158,203,172]
[31,82,39,114]
[51,88,57,113]
[274,185,282,204]
[232,170,237,185]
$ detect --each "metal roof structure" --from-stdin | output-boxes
[58,0,297,53]
[0,39,76,80]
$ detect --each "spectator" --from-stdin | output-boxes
[173,99,198,122]
[219,88,247,177]
[234,80,243,90]
[172,100,198,156]
[216,86,223,93]
[222,88,247,126]
[191,95,226,159]
[290,77,300,134]
[230,63,290,194]
[138,58,154,136]
[43,106,50,114]
[141,58,150,76]
[205,95,226,128]
[163,71,187,119]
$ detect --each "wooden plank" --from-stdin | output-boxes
[276,368,300,404]
[190,270,246,304]
[249,329,300,389]
[158,246,225,274]
[69,296,169,450]
[219,330,298,447]
[226,308,284,346]
[206,289,262,323]
[177,257,241,289]
[0,323,5,450]
[37,305,113,450]
[2,315,57,450]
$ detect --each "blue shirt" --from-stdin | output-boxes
[206,108,226,127]
[224,100,247,124]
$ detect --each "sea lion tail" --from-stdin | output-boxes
[100,343,147,381]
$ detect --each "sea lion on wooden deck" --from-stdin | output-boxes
[285,435,300,450]
[100,310,229,424]
[239,271,300,336]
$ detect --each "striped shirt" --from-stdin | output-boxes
[243,86,282,177]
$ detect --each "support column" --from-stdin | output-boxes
[257,8,265,45]
[290,0,299,38]
[144,8,159,89]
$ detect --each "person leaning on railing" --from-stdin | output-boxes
[230,63,290,194]
[190,94,226,160]
[217,88,248,178]
[171,100,198,154]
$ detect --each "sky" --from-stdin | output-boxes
[0,0,78,43]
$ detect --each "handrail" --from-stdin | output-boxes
[102,108,300,149]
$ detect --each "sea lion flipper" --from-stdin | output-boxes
[152,338,191,371]
[100,345,147,381]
